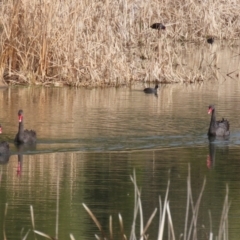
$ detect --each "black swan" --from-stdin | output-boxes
[143,84,158,94]
[0,125,10,163]
[207,105,230,137]
[150,23,166,30]
[0,141,9,155]
[15,110,37,144]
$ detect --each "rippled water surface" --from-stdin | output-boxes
[1,78,240,239]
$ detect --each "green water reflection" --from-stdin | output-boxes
[1,145,240,239]
[0,76,240,239]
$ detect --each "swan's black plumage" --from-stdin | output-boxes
[207,105,230,137]
[15,110,37,144]
[0,141,9,155]
[0,125,10,163]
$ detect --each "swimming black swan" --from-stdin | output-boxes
[15,110,37,144]
[0,125,10,164]
[143,84,158,94]
[0,141,9,155]
[207,105,230,137]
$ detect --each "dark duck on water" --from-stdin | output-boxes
[143,84,159,94]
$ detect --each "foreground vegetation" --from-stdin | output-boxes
[0,0,239,86]
[82,169,230,240]
[2,168,230,240]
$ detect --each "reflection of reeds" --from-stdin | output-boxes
[4,204,31,240]
[0,0,239,86]
[33,167,60,240]
[3,203,7,240]
[1,166,230,240]
[83,167,230,240]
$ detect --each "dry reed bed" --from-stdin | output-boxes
[0,0,239,86]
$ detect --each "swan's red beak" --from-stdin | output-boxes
[208,108,212,114]
[18,115,23,122]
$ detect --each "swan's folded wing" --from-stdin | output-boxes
[217,118,230,131]
[23,129,37,143]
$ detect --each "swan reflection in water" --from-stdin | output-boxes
[16,144,36,177]
[207,142,216,169]
[206,139,229,169]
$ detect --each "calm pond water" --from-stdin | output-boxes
[0,79,240,239]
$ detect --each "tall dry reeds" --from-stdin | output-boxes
[0,0,239,86]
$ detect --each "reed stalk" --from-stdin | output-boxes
[3,203,8,240]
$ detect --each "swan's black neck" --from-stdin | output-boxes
[208,108,217,136]
[210,108,216,125]
[18,118,24,134]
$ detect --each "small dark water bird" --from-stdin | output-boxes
[15,110,37,144]
[150,23,166,30]
[207,105,230,137]
[207,37,214,44]
[143,84,158,94]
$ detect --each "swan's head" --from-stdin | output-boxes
[18,110,24,122]
[208,105,215,114]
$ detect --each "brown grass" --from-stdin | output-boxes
[0,0,239,86]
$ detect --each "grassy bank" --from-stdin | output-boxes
[0,0,239,86]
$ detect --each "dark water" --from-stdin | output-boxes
[0,81,240,239]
